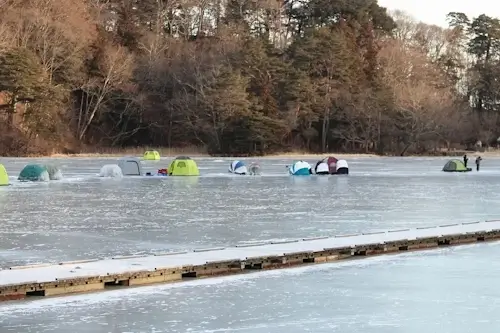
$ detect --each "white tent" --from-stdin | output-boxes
[315,162,329,174]
[336,160,349,174]
[229,161,247,175]
[289,161,311,175]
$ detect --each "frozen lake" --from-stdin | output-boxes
[0,155,499,332]
[1,244,500,332]
[0,156,498,267]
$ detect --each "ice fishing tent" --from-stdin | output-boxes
[44,164,63,180]
[288,161,311,175]
[442,159,471,172]
[229,160,247,175]
[99,164,123,177]
[118,157,143,176]
[168,156,199,176]
[314,161,329,175]
[335,159,349,174]
[18,164,49,181]
[143,150,160,160]
[323,156,338,174]
[248,162,261,175]
[0,164,8,186]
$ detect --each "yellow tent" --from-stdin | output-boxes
[0,164,9,186]
[143,150,160,160]
[168,156,199,176]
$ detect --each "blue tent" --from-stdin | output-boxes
[229,160,247,175]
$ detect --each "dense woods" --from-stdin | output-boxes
[0,0,498,156]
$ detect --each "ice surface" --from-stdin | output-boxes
[1,156,500,331]
[1,156,500,268]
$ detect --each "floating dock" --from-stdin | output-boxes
[1,220,500,301]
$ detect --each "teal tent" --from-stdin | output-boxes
[18,164,49,181]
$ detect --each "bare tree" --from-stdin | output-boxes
[77,45,134,140]
[379,38,456,154]
[0,0,96,84]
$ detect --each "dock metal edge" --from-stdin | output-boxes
[1,227,499,301]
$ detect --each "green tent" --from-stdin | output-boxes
[168,156,200,176]
[143,150,160,160]
[442,159,471,172]
[18,164,49,181]
[0,164,8,186]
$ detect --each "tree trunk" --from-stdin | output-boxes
[400,142,413,156]
[321,114,329,152]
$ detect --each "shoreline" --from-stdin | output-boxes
[43,152,499,159]
[47,152,381,159]
[2,147,497,159]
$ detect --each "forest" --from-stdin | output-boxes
[0,0,498,156]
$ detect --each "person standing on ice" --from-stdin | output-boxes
[463,154,469,168]
[475,156,482,171]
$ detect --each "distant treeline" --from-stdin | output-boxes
[0,1,497,156]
